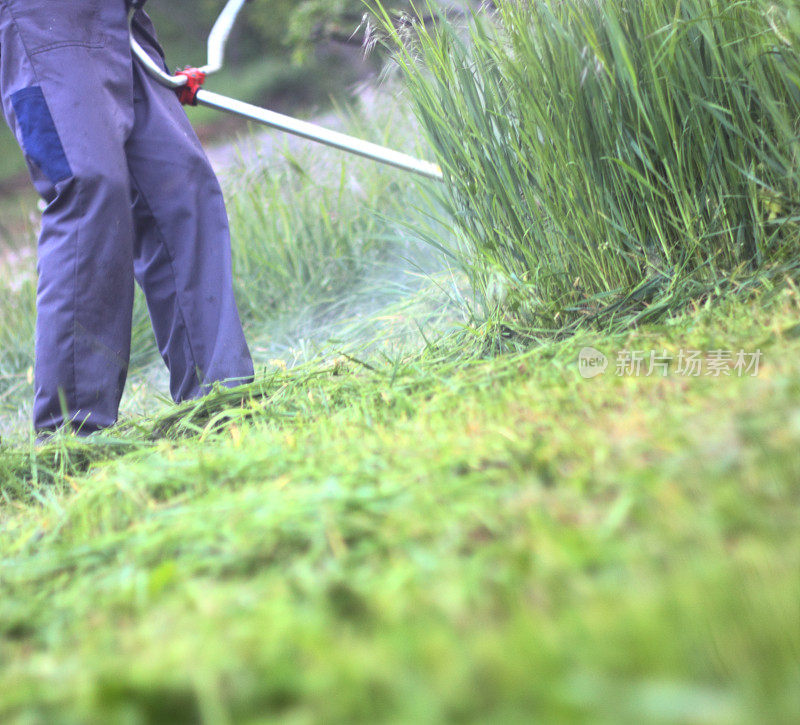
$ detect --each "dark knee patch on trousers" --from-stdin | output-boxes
[11,86,72,184]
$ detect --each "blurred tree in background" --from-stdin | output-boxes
[147,0,478,65]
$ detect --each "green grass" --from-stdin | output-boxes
[1,288,799,722]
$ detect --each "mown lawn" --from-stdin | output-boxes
[2,3,799,717]
[1,288,798,723]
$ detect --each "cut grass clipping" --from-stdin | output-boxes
[374,0,800,333]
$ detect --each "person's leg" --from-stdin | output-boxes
[0,0,137,433]
[126,15,254,401]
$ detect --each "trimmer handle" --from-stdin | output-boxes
[130,0,250,89]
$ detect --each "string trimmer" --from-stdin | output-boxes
[129,0,444,181]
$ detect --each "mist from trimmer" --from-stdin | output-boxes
[129,0,444,182]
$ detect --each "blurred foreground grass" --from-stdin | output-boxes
[1,287,798,722]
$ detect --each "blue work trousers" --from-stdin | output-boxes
[0,0,254,433]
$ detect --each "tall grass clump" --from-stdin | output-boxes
[375,0,800,333]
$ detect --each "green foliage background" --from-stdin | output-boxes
[148,0,379,63]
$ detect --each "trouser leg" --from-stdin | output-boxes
[0,1,137,433]
[0,1,253,432]
[127,20,253,401]
[35,166,135,433]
